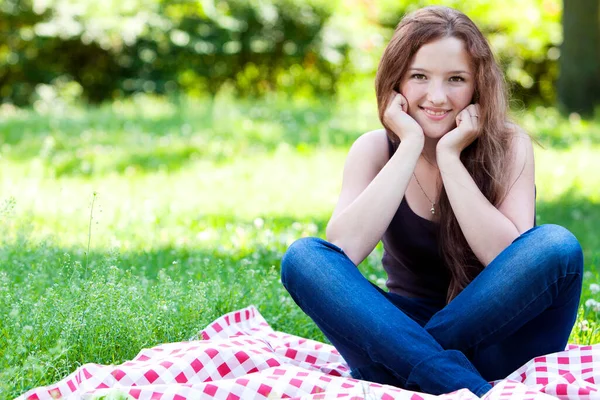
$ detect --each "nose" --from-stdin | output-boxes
[427,80,447,105]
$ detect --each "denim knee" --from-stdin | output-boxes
[281,237,329,293]
[523,224,584,277]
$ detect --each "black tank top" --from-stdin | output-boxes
[381,137,450,301]
[381,136,536,301]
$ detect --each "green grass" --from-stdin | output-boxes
[1,94,599,398]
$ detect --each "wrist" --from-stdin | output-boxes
[436,149,461,168]
[399,134,425,150]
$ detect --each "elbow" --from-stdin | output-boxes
[327,237,361,267]
[339,246,361,267]
[325,221,344,252]
[480,247,505,268]
[326,222,362,266]
[325,223,335,245]
[481,231,521,267]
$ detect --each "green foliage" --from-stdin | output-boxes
[0,0,348,106]
[369,0,562,104]
[0,0,565,107]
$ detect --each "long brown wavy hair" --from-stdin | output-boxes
[375,6,514,304]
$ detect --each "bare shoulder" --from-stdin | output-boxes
[349,128,390,170]
[505,122,533,160]
[502,122,535,187]
[327,128,391,227]
[505,122,532,143]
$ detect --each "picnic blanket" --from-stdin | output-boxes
[17,305,600,400]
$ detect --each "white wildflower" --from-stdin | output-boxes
[585,299,598,308]
[578,320,590,332]
[590,284,600,294]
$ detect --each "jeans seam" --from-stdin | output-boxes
[285,285,411,383]
[463,271,581,353]
[473,381,492,397]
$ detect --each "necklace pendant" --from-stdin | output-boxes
[430,204,435,215]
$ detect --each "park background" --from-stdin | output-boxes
[1,0,599,397]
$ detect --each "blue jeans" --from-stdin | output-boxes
[280,224,583,397]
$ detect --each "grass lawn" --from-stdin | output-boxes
[1,94,599,398]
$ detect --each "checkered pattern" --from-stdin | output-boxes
[17,306,600,399]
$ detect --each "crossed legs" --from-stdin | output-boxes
[280,225,583,395]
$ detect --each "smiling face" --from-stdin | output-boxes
[399,36,476,140]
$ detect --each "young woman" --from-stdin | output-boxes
[280,6,583,397]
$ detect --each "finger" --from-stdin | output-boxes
[471,105,481,121]
[466,108,480,131]
[390,92,407,113]
[387,93,400,116]
[398,93,408,113]
[457,108,470,126]
[464,106,477,120]
[456,112,463,127]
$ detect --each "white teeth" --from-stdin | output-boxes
[423,109,448,116]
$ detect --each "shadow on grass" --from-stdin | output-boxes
[1,195,598,398]
[4,96,600,178]
[0,234,326,399]
[0,98,362,177]
[2,188,597,290]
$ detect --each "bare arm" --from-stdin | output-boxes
[437,131,535,266]
[326,132,424,266]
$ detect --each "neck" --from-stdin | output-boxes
[422,138,439,167]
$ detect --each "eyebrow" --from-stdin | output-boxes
[409,68,472,75]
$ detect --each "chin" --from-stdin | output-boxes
[413,116,455,138]
[423,125,454,140]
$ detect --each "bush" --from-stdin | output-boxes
[0,0,563,106]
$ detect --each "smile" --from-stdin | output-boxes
[421,107,449,116]
[420,107,450,120]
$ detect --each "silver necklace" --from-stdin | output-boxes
[421,151,437,168]
[413,172,436,215]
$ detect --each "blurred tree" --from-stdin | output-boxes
[0,0,349,106]
[557,0,600,117]
[373,0,564,105]
[0,0,582,108]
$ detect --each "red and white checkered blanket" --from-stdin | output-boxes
[17,305,600,399]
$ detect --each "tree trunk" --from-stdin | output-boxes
[558,0,600,117]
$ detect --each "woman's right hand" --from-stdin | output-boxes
[383,92,424,142]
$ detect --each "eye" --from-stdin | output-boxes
[411,74,426,80]
[449,76,465,82]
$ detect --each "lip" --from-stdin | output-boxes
[420,106,451,121]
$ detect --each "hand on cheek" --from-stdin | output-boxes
[383,91,425,143]
[437,104,481,156]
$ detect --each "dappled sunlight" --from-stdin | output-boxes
[536,187,600,261]
[2,99,599,397]
[0,95,374,178]
[519,106,600,148]
[0,146,344,252]
[534,144,600,202]
[3,0,599,395]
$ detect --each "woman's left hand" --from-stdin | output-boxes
[437,104,481,156]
